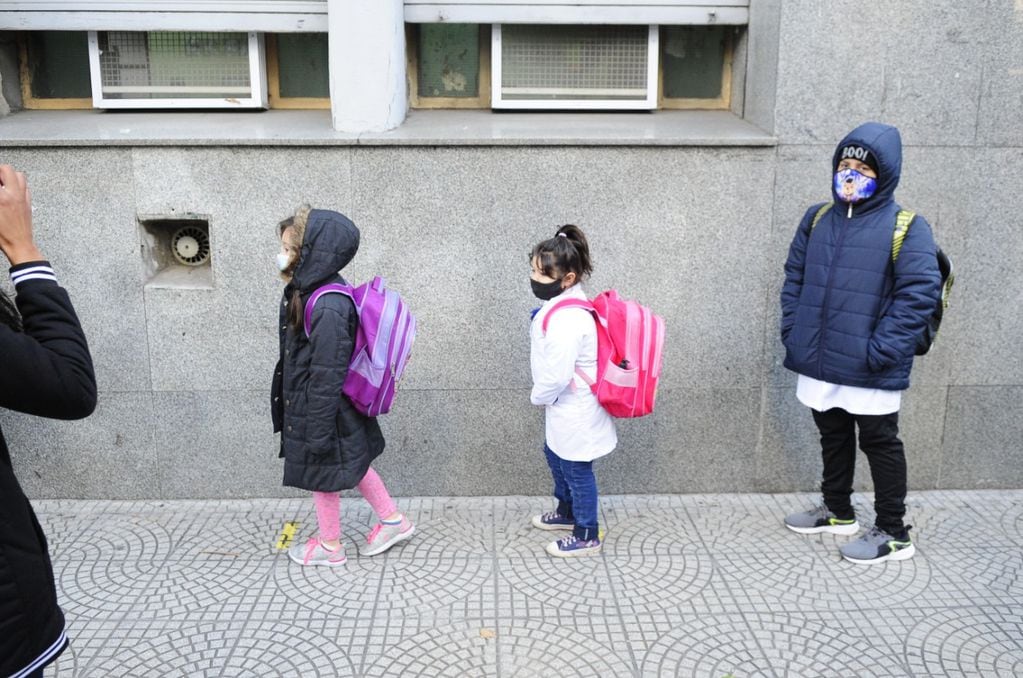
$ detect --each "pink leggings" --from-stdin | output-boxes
[312,467,398,542]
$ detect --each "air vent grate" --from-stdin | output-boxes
[171,225,211,266]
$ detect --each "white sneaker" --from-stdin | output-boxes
[288,537,347,567]
[363,515,415,556]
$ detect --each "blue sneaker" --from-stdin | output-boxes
[546,534,601,558]
[840,525,915,564]
[531,511,574,531]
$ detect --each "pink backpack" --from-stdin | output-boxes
[543,290,665,418]
[304,276,416,417]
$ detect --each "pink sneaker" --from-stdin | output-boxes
[363,515,415,556]
[288,537,347,567]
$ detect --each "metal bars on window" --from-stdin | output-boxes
[88,30,268,108]
[492,24,658,109]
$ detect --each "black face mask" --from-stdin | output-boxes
[531,278,564,301]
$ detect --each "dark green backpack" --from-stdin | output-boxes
[809,203,954,355]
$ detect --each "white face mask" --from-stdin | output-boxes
[275,252,293,272]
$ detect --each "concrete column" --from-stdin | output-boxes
[327,0,407,133]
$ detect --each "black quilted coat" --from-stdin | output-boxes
[271,210,384,492]
[1,261,96,677]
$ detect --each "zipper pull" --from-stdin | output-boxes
[847,203,853,218]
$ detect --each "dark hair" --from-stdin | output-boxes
[0,291,21,332]
[530,224,593,282]
[278,205,311,332]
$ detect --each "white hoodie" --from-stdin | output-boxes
[530,285,617,462]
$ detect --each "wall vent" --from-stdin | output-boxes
[139,216,213,289]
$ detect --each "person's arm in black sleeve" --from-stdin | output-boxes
[0,164,96,420]
[0,262,97,419]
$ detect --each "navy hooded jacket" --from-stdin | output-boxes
[780,123,941,391]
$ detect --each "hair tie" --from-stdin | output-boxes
[557,232,568,238]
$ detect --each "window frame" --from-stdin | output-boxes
[18,32,93,109]
[657,25,735,111]
[265,33,330,110]
[86,30,269,110]
[407,23,492,110]
[490,23,660,111]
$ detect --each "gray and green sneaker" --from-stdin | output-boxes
[784,503,859,536]
[840,525,915,564]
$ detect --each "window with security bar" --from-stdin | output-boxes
[88,31,267,109]
[492,24,659,110]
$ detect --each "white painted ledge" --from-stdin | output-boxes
[0,109,776,146]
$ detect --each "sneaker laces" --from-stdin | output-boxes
[542,511,563,522]
[367,523,383,544]
[863,525,885,541]
[302,537,319,565]
[809,503,832,520]
[558,535,579,548]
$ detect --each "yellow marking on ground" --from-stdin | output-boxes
[276,521,299,550]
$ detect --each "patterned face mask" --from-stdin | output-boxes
[834,168,877,204]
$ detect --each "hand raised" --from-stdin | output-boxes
[0,165,43,265]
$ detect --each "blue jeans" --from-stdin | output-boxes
[543,443,599,541]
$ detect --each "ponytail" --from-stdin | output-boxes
[530,223,593,281]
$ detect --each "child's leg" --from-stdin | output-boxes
[856,412,908,536]
[288,491,347,566]
[360,467,415,557]
[560,458,599,542]
[357,467,399,521]
[812,407,858,521]
[312,491,341,543]
[543,443,574,519]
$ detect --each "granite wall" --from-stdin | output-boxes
[1,0,1021,498]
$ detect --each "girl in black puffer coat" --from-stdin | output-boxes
[271,207,414,567]
[0,165,97,678]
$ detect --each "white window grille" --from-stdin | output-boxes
[491,24,658,110]
[87,31,268,109]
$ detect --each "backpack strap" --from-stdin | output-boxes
[811,204,917,265]
[809,202,833,233]
[541,298,599,392]
[892,210,916,263]
[303,283,355,337]
[541,298,595,335]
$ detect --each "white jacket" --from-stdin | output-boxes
[530,285,617,462]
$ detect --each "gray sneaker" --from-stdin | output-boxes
[362,515,415,557]
[784,503,859,535]
[840,525,915,564]
[288,538,348,567]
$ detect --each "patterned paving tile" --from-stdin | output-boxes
[26,491,1023,677]
[904,608,1023,677]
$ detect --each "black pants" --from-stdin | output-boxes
[812,407,907,535]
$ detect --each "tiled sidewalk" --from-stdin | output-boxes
[35,490,1023,677]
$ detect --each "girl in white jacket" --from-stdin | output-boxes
[528,225,617,557]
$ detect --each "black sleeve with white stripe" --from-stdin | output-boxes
[0,260,97,420]
[10,261,59,287]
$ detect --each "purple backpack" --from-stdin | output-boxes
[303,276,416,417]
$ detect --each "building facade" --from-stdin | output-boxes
[0,1,1020,498]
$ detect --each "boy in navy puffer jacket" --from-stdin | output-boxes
[780,122,941,564]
